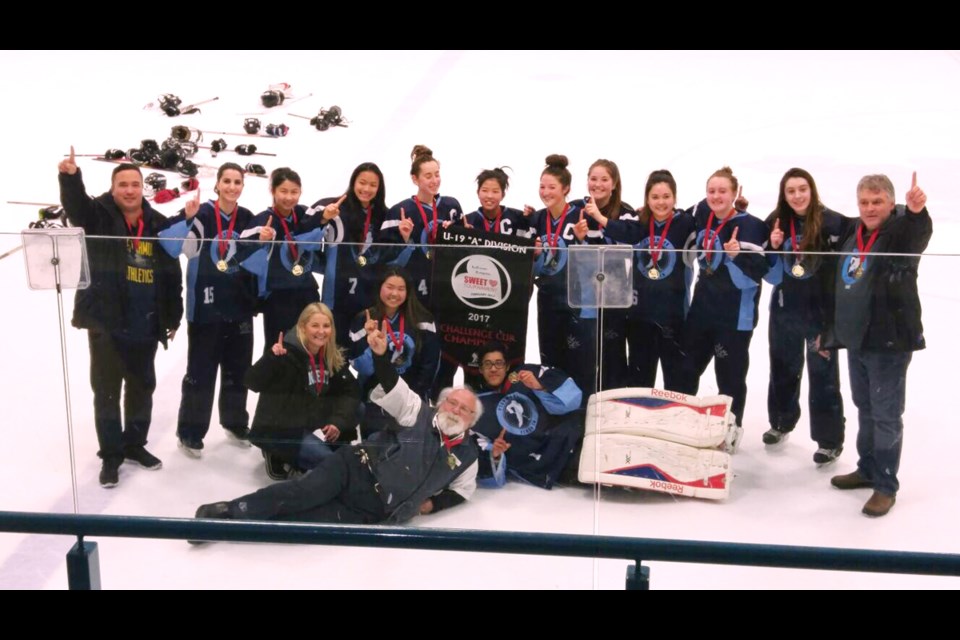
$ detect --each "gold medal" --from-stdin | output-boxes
[292,264,304,276]
[508,372,520,383]
[855,266,864,279]
[357,255,367,267]
[648,267,660,280]
[216,259,228,272]
[447,454,457,470]
[791,263,805,278]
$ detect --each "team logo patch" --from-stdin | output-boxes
[635,236,678,279]
[780,238,813,280]
[695,230,723,273]
[496,392,539,436]
[279,240,315,274]
[840,254,867,286]
[451,255,512,310]
[208,232,239,272]
[537,234,568,276]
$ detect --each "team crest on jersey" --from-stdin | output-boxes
[419,222,439,257]
[635,236,678,279]
[695,230,724,273]
[208,232,239,272]
[780,237,813,280]
[496,392,539,436]
[840,254,867,286]
[279,240,315,274]
[537,234,568,276]
[388,333,417,374]
[451,255,512,310]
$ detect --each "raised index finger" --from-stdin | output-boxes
[365,309,371,324]
[400,207,407,221]
[336,194,347,206]
[730,226,739,240]
[69,145,76,163]
[911,171,918,189]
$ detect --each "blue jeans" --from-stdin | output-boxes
[848,350,912,495]
[297,432,335,471]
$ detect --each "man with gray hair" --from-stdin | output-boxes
[193,318,480,530]
[829,172,931,517]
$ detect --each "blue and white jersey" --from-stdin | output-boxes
[348,309,441,400]
[472,363,583,490]
[241,204,323,298]
[159,201,258,323]
[380,194,464,305]
[462,206,532,238]
[605,208,697,325]
[530,202,584,311]
[687,205,769,332]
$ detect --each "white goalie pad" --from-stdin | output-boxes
[585,388,741,451]
[578,433,732,500]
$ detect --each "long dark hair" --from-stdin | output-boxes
[768,167,824,254]
[368,266,433,354]
[637,169,677,225]
[344,162,387,240]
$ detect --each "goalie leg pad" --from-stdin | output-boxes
[586,388,737,449]
[578,433,732,500]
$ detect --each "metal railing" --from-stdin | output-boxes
[2,511,959,589]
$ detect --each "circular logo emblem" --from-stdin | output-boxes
[451,255,512,310]
[635,236,677,280]
[496,392,539,436]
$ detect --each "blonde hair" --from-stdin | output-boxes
[295,302,346,372]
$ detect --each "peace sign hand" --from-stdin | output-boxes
[723,226,741,259]
[368,318,388,356]
[905,171,927,214]
[58,145,78,175]
[363,309,378,335]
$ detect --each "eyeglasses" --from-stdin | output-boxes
[442,397,476,416]
[480,359,507,370]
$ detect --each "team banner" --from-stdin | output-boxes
[433,226,535,377]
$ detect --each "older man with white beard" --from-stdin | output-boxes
[193,319,481,529]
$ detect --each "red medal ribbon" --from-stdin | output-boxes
[649,212,675,263]
[361,205,372,245]
[789,216,803,260]
[545,203,570,249]
[127,214,144,252]
[856,223,880,265]
[413,195,438,243]
[275,208,299,261]
[703,209,734,259]
[482,207,502,234]
[308,349,326,395]
[384,314,405,354]
[215,201,239,260]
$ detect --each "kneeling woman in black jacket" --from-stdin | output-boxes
[247,302,360,479]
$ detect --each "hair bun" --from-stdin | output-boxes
[545,154,568,169]
[411,144,434,160]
